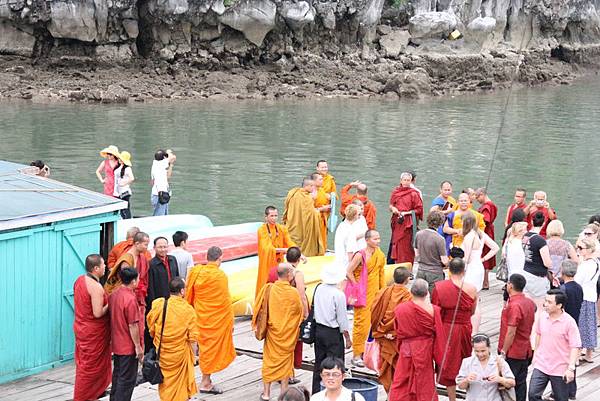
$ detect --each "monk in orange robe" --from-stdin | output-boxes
[256,206,296,298]
[341,181,377,229]
[389,173,423,264]
[370,266,412,393]
[185,246,236,394]
[431,258,477,401]
[73,254,111,401]
[443,192,486,248]
[147,277,198,401]
[105,232,150,305]
[346,230,386,365]
[312,172,331,254]
[253,263,303,400]
[283,176,324,257]
[107,226,151,269]
[316,159,337,197]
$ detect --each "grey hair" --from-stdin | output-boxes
[561,260,578,278]
[400,172,412,180]
[534,190,547,200]
[410,278,429,298]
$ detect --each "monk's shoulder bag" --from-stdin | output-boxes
[143,297,168,384]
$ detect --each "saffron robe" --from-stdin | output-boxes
[526,206,555,238]
[314,187,330,255]
[341,184,377,229]
[256,223,295,298]
[147,296,198,401]
[321,173,337,197]
[370,284,412,392]
[352,248,386,355]
[107,240,151,269]
[253,280,303,382]
[478,200,498,269]
[388,302,445,401]
[104,252,149,308]
[73,276,111,401]
[283,188,325,257]
[389,186,423,264]
[431,280,475,387]
[447,210,486,248]
[185,263,236,374]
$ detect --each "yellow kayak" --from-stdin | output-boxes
[228,255,411,316]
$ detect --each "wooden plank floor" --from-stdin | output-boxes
[2,274,599,401]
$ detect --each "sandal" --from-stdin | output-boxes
[259,394,270,401]
[288,377,301,385]
[351,357,365,368]
[199,385,224,394]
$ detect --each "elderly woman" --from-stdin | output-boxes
[388,172,423,264]
[457,334,515,401]
[546,220,578,284]
[574,237,599,364]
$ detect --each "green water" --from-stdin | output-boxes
[2,79,599,244]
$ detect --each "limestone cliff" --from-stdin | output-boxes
[1,0,599,62]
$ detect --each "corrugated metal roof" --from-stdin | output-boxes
[0,160,126,231]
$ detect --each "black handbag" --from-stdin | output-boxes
[158,191,170,204]
[299,284,320,344]
[142,298,168,385]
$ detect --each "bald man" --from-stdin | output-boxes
[341,181,377,230]
[283,177,325,257]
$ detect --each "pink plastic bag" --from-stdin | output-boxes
[363,338,380,373]
[344,250,367,307]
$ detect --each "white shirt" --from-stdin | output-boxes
[334,220,359,270]
[352,216,368,250]
[151,158,170,195]
[310,387,366,401]
[504,238,525,277]
[574,258,599,302]
[113,165,133,197]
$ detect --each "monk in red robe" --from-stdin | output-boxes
[73,254,111,401]
[389,173,423,264]
[431,258,477,401]
[389,278,445,401]
[107,226,152,269]
[475,188,498,289]
[341,181,377,229]
[523,190,556,238]
[504,188,527,227]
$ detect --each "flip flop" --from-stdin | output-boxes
[579,358,594,364]
[288,377,301,385]
[259,393,270,401]
[199,385,223,394]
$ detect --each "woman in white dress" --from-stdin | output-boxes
[461,211,499,333]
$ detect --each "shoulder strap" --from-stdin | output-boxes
[351,391,356,401]
[311,283,321,308]
[157,297,169,360]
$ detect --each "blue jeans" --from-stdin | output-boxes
[151,194,169,216]
[528,368,570,401]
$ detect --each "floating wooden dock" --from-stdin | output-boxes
[1,275,599,401]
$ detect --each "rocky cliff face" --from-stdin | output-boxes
[1,0,599,61]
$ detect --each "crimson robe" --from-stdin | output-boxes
[389,186,423,264]
[73,276,111,401]
[526,206,555,238]
[478,200,498,270]
[506,203,526,226]
[388,301,445,401]
[431,280,475,387]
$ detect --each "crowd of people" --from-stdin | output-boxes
[71,159,600,401]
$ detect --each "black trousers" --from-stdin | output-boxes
[110,354,138,401]
[312,324,345,394]
[506,357,530,401]
[119,195,132,219]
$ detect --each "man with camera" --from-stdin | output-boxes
[151,149,176,216]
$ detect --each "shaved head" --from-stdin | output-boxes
[126,226,140,240]
[357,183,367,195]
[277,263,294,278]
[302,176,314,188]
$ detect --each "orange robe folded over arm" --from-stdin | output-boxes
[370,284,412,393]
[256,223,295,298]
[283,188,324,257]
[147,296,199,401]
[253,280,303,383]
[314,187,330,255]
[185,263,236,374]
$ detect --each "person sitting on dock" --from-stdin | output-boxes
[312,172,331,255]
[341,181,377,230]
[283,176,325,257]
[73,254,111,401]
[147,277,198,401]
[254,263,303,401]
[185,246,235,395]
[370,266,412,393]
[256,206,297,298]
[310,357,365,401]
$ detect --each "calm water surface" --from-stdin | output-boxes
[2,79,599,244]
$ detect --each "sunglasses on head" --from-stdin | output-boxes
[577,245,588,251]
[584,232,594,236]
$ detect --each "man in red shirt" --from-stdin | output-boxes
[498,273,535,401]
[504,188,527,227]
[109,267,144,401]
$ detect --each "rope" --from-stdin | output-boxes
[431,21,530,401]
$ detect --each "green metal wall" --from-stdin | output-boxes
[0,212,119,384]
